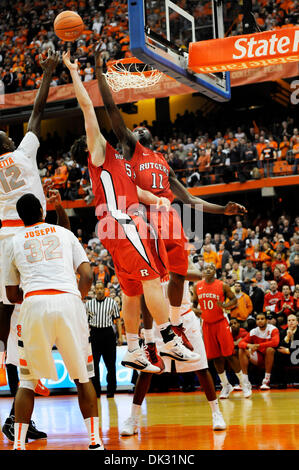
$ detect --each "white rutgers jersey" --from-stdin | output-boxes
[4,222,89,297]
[0,132,46,220]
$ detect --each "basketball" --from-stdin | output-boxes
[54,11,84,42]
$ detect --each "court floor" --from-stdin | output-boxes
[0,389,299,450]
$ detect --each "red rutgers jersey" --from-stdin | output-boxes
[196,279,226,323]
[87,142,139,218]
[129,141,174,202]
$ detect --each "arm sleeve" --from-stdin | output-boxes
[16,131,40,161]
[3,239,20,286]
[238,332,252,349]
[258,328,280,353]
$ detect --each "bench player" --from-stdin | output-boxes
[62,51,199,373]
[0,49,59,442]
[4,193,104,451]
[95,49,246,359]
[120,261,226,435]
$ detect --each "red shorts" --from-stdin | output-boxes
[149,207,188,276]
[97,214,168,297]
[202,318,235,360]
[249,350,265,368]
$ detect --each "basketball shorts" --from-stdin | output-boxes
[153,310,208,372]
[249,350,265,368]
[149,207,188,276]
[202,317,235,360]
[16,293,94,383]
[0,227,20,304]
[98,214,168,297]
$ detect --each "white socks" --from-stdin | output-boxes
[236,371,246,386]
[219,372,229,387]
[14,423,29,450]
[126,333,140,352]
[84,417,102,447]
[208,399,220,414]
[170,306,181,326]
[131,404,141,419]
[144,329,155,344]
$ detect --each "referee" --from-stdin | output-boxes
[86,281,123,398]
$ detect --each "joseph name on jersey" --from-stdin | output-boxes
[0,132,46,220]
[4,222,88,297]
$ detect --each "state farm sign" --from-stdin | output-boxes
[189,27,299,74]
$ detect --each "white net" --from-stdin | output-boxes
[104,61,163,92]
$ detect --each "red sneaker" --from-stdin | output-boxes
[144,343,165,373]
[172,324,194,351]
[35,380,50,397]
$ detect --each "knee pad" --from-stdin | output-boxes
[19,379,38,391]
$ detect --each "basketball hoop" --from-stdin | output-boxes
[104,57,163,92]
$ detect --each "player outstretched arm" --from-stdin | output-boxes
[94,47,136,160]
[137,187,170,209]
[62,51,106,167]
[168,167,247,215]
[27,49,60,138]
[43,182,71,230]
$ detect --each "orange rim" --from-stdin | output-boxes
[106,57,161,77]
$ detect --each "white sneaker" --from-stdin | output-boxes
[219,383,234,399]
[121,348,161,373]
[212,411,227,431]
[120,417,139,436]
[233,384,242,391]
[159,336,200,362]
[260,379,271,390]
[242,381,252,398]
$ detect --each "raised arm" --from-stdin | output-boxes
[94,48,136,160]
[62,51,106,167]
[169,167,247,215]
[27,49,60,138]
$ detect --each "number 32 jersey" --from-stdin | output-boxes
[0,132,46,221]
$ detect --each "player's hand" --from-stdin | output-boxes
[277,347,289,354]
[217,301,226,309]
[42,180,54,197]
[39,48,60,75]
[62,50,78,72]
[94,45,105,69]
[156,197,171,211]
[47,189,62,207]
[224,202,247,215]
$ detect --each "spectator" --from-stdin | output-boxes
[260,140,277,177]
[289,255,299,285]
[263,280,284,314]
[275,285,296,319]
[242,260,257,282]
[230,281,253,328]
[274,314,299,387]
[249,278,265,314]
[64,160,82,200]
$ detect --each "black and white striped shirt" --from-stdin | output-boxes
[86,297,120,328]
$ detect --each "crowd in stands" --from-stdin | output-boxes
[0,0,297,94]
[37,115,299,202]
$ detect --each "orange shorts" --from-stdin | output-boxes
[98,214,168,297]
[202,317,235,360]
[149,207,188,276]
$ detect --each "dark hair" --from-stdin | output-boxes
[16,194,42,226]
[256,312,266,319]
[70,135,87,165]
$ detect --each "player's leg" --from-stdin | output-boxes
[260,347,275,390]
[13,381,36,450]
[213,356,234,399]
[141,295,165,371]
[238,348,253,397]
[195,368,226,430]
[120,372,153,436]
[101,328,117,397]
[75,379,104,450]
[90,328,102,397]
[168,272,193,350]
[142,277,199,362]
